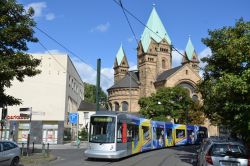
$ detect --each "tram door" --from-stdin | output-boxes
[141,119,151,152]
[116,120,127,154]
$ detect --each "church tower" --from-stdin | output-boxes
[113,45,129,83]
[137,6,172,97]
[182,37,200,73]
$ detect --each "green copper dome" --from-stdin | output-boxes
[141,7,171,52]
[116,44,125,65]
[185,37,195,60]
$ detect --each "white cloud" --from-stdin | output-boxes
[25,2,56,21]
[30,49,65,55]
[45,13,55,21]
[128,61,137,71]
[71,57,114,92]
[25,2,47,17]
[172,49,183,67]
[91,22,110,33]
[127,37,133,43]
[198,47,211,77]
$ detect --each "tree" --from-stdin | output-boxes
[198,18,250,141]
[84,83,108,109]
[0,0,40,106]
[139,87,194,124]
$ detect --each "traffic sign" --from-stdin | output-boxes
[69,113,78,124]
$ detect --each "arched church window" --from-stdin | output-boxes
[177,82,196,97]
[114,102,119,111]
[192,95,198,101]
[122,101,128,112]
[109,103,113,111]
[162,59,166,69]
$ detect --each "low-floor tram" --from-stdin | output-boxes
[84,111,208,159]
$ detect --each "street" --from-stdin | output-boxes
[45,145,199,166]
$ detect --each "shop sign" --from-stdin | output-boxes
[7,115,29,120]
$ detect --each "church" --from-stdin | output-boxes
[107,7,201,112]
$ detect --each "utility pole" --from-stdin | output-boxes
[129,72,131,112]
[96,59,101,112]
[27,107,32,156]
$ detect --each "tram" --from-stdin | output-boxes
[84,111,208,159]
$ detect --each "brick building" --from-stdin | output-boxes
[107,7,200,112]
[107,6,218,136]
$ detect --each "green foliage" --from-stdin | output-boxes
[84,83,108,109]
[198,18,250,141]
[139,87,194,124]
[0,0,40,106]
[79,128,88,141]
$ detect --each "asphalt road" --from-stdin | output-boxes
[45,145,199,166]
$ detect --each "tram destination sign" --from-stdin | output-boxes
[93,117,113,123]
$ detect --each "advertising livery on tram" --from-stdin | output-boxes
[84,111,207,159]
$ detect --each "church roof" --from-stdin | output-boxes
[183,37,199,63]
[78,101,106,111]
[141,7,171,52]
[108,71,139,90]
[156,65,183,82]
[116,44,125,65]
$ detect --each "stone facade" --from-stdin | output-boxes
[107,7,218,136]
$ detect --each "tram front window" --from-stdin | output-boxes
[89,116,115,143]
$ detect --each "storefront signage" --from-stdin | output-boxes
[7,115,29,120]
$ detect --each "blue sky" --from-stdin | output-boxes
[19,0,250,90]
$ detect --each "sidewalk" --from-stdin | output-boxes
[18,141,88,150]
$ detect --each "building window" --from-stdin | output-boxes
[162,59,166,69]
[109,103,112,111]
[84,112,89,119]
[192,95,198,101]
[114,102,119,111]
[122,101,128,112]
[186,70,188,75]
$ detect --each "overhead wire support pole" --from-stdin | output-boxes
[96,59,101,112]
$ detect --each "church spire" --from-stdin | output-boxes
[140,6,171,52]
[113,44,129,83]
[182,37,199,73]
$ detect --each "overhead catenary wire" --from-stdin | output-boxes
[118,0,139,45]
[35,26,113,84]
[112,0,188,60]
[37,40,85,86]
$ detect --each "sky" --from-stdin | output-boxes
[19,0,250,91]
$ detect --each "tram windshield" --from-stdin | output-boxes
[89,116,116,143]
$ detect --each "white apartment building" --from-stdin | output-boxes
[4,54,84,144]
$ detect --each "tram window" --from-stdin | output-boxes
[166,128,172,139]
[156,128,164,140]
[117,123,122,143]
[89,116,115,143]
[127,124,139,142]
[156,128,164,146]
[176,129,185,138]
[142,126,150,141]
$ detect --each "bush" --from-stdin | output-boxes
[79,128,88,141]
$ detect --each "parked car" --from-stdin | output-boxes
[0,141,20,166]
[197,137,249,166]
